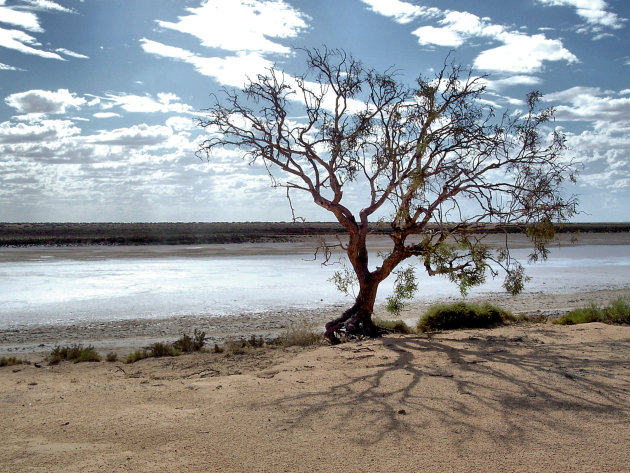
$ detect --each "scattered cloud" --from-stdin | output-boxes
[0,118,80,144]
[0,61,24,71]
[0,26,64,59]
[99,92,194,114]
[5,89,86,114]
[84,124,173,147]
[140,38,273,87]
[474,33,578,73]
[155,0,309,55]
[0,0,76,60]
[536,0,626,35]
[360,0,439,24]
[93,112,120,119]
[56,47,88,59]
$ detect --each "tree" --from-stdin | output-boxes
[197,47,577,344]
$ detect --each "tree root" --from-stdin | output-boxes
[324,308,384,344]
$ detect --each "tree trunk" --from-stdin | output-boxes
[324,275,382,344]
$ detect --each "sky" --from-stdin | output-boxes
[0,0,628,223]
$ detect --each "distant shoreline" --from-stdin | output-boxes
[1,221,629,247]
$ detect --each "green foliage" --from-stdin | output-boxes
[0,356,29,367]
[373,318,414,334]
[149,342,181,358]
[426,241,489,297]
[329,265,358,297]
[554,297,630,325]
[418,302,514,332]
[173,329,206,353]
[385,266,417,316]
[48,344,101,364]
[125,349,149,364]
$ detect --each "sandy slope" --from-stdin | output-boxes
[2,322,629,473]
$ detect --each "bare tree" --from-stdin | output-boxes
[197,47,577,344]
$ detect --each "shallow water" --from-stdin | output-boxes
[1,244,629,328]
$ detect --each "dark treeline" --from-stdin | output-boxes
[1,222,629,247]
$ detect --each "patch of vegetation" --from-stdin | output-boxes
[0,356,30,367]
[47,344,101,364]
[554,297,630,325]
[276,326,322,347]
[374,318,414,334]
[148,342,181,358]
[105,352,118,362]
[125,349,149,364]
[417,302,515,333]
[172,329,206,353]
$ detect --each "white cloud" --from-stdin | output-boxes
[141,38,273,87]
[482,75,542,91]
[411,9,578,74]
[0,118,80,144]
[156,0,309,55]
[99,92,194,115]
[20,0,74,13]
[474,33,578,73]
[0,26,64,59]
[536,0,626,33]
[544,86,630,128]
[360,0,439,24]
[0,62,24,71]
[5,89,86,114]
[55,47,89,59]
[0,6,42,32]
[93,112,120,119]
[84,124,173,148]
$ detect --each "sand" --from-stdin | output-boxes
[1,322,629,472]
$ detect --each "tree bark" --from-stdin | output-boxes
[324,273,382,344]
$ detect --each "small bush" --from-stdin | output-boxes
[106,352,118,362]
[418,302,514,333]
[125,349,149,364]
[277,326,322,347]
[173,329,206,353]
[74,346,101,363]
[149,342,180,358]
[224,338,248,355]
[374,318,414,334]
[1,356,29,367]
[554,297,630,325]
[48,344,101,364]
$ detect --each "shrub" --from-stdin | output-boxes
[48,344,101,364]
[173,329,206,353]
[106,352,118,362]
[0,356,29,367]
[374,318,414,334]
[277,326,322,347]
[418,302,515,332]
[554,297,630,325]
[149,342,180,358]
[125,349,149,364]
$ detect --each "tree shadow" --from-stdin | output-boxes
[254,330,630,448]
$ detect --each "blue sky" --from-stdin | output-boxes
[0,0,628,222]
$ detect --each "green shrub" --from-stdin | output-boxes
[48,344,101,364]
[0,356,29,367]
[125,349,149,364]
[149,342,180,358]
[418,302,514,332]
[74,346,101,363]
[554,297,630,325]
[374,318,414,334]
[173,329,206,353]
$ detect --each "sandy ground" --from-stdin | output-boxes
[1,322,629,473]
